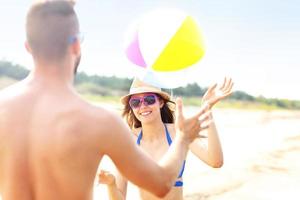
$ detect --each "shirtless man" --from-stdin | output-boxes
[0,1,210,200]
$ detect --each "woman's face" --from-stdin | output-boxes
[129,93,164,124]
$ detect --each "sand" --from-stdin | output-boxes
[183,109,300,200]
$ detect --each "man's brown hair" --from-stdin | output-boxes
[26,0,79,62]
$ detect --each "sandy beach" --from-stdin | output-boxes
[94,107,300,200]
[183,108,300,200]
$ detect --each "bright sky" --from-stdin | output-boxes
[0,0,299,100]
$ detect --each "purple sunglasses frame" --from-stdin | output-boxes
[129,93,159,109]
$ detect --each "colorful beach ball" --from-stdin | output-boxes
[124,8,206,72]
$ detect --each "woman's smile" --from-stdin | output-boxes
[140,111,152,116]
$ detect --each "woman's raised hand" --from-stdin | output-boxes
[202,77,234,109]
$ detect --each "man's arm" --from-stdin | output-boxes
[103,116,188,198]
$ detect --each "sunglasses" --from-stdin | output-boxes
[68,32,84,44]
[129,94,158,109]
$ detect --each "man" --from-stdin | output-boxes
[0,1,210,199]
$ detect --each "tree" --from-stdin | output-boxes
[0,61,29,80]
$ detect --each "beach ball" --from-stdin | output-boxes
[125,8,205,72]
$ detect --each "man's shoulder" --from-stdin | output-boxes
[81,103,133,148]
[0,82,25,105]
[78,101,120,121]
[76,100,125,132]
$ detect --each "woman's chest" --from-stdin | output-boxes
[139,140,170,162]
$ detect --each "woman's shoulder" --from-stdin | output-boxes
[132,127,142,137]
[165,123,176,137]
[165,123,175,129]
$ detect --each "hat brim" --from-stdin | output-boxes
[120,89,170,105]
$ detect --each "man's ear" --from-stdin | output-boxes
[70,39,81,56]
[25,41,32,54]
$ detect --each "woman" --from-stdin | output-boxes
[99,77,233,200]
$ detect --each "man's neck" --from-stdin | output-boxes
[27,59,75,91]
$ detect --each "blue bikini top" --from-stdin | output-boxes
[136,124,186,187]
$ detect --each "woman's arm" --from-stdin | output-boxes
[98,170,127,200]
[189,112,223,168]
[189,77,233,167]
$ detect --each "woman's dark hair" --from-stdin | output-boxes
[122,94,175,129]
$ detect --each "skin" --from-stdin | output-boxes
[99,78,234,200]
[0,4,213,200]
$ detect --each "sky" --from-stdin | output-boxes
[0,0,299,100]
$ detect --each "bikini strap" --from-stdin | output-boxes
[136,125,185,187]
[164,124,186,180]
[136,130,142,145]
[177,160,186,178]
[164,124,173,146]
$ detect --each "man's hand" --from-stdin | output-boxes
[175,98,211,144]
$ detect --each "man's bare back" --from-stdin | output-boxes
[0,1,210,199]
[0,79,115,199]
